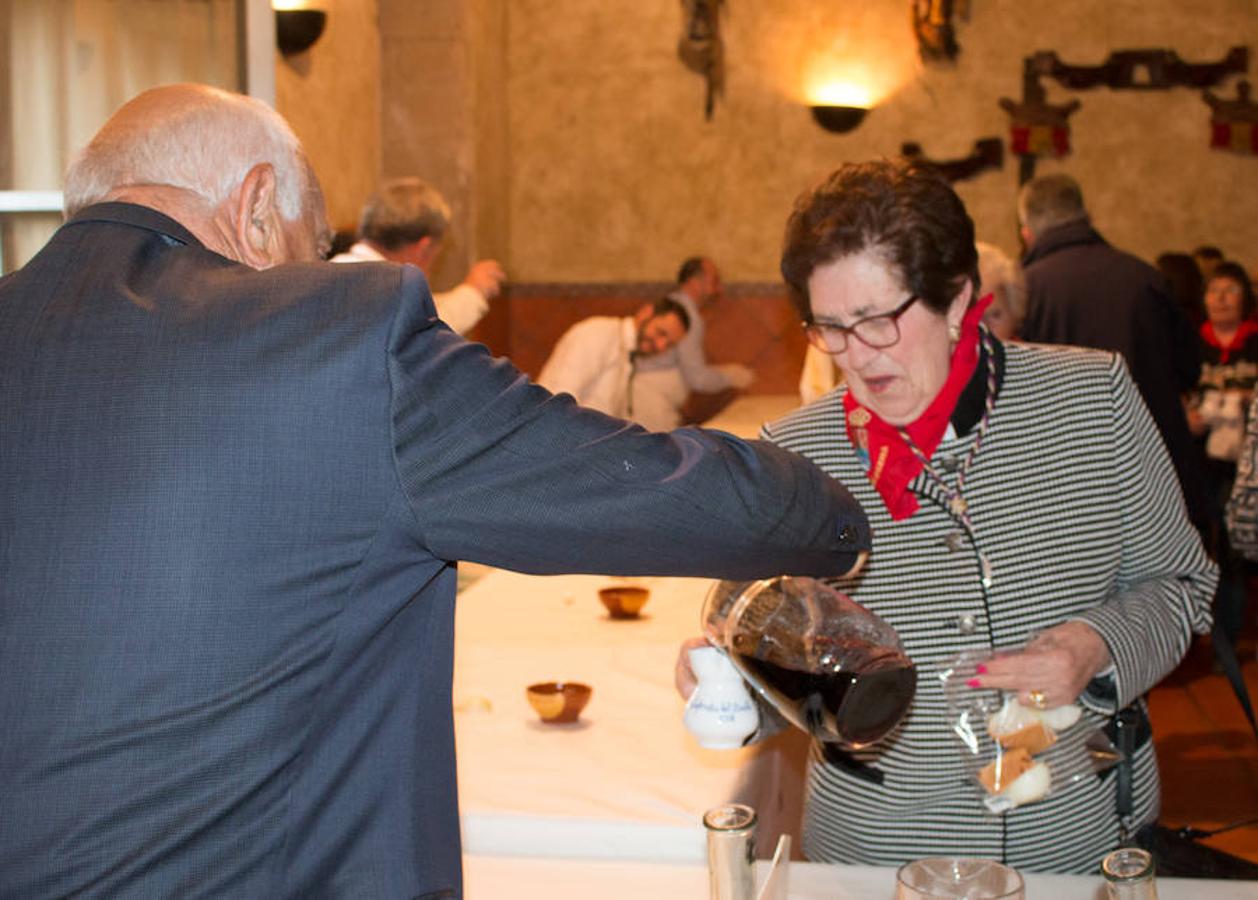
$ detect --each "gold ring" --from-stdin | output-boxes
[1028,689,1048,709]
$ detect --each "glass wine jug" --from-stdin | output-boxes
[701,576,916,747]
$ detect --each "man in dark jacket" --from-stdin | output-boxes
[1018,173,1208,529]
[0,83,871,899]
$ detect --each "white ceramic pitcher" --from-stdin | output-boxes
[684,645,759,749]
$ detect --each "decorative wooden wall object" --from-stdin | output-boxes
[1204,80,1258,155]
[999,46,1250,182]
[998,77,1080,163]
[901,137,1003,182]
[678,0,725,119]
[1031,47,1247,91]
[911,0,966,63]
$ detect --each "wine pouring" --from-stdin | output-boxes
[699,577,917,747]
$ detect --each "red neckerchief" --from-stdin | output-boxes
[1200,319,1258,364]
[843,295,992,521]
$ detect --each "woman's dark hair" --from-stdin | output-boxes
[1156,252,1205,327]
[1209,261,1256,320]
[780,159,978,321]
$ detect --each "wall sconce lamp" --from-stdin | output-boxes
[275,7,326,56]
[811,105,869,134]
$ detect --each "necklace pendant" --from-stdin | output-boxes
[949,496,968,516]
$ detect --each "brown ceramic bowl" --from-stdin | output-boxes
[598,586,650,619]
[526,681,592,724]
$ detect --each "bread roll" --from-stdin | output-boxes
[977,746,1051,805]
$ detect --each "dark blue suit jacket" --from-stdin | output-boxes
[0,203,869,897]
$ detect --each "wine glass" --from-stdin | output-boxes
[895,857,1025,899]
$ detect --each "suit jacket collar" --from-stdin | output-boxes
[64,201,204,250]
[1021,217,1106,267]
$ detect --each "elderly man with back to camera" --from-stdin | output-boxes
[0,84,875,899]
[679,159,1215,873]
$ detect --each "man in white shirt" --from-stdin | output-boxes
[331,177,504,334]
[538,298,690,419]
[632,256,755,430]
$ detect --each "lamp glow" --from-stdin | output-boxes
[807,82,873,109]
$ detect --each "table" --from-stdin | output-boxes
[701,393,800,438]
[453,568,804,862]
[453,394,814,862]
[463,854,1256,899]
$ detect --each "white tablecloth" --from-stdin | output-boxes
[453,395,816,862]
[463,855,1255,899]
[702,393,800,438]
[454,569,803,862]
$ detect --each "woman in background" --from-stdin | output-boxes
[975,242,1025,341]
[1188,261,1258,649]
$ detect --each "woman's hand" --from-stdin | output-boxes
[674,636,709,700]
[969,621,1111,709]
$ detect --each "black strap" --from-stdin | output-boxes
[1212,620,1258,740]
[1110,706,1141,827]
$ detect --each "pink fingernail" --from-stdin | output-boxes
[966,678,982,688]
[975,663,988,674]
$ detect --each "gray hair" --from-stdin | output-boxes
[63,84,308,219]
[358,177,452,250]
[1017,173,1087,237]
[976,241,1026,322]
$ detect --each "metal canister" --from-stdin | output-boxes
[703,803,757,900]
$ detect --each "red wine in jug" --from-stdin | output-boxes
[733,651,915,747]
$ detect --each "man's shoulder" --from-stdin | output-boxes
[209,258,411,327]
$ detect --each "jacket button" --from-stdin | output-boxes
[942,531,963,552]
[958,614,977,634]
[939,455,960,473]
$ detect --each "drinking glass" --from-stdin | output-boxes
[895,857,1025,899]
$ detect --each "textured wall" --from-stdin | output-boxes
[275,0,381,234]
[504,0,1258,281]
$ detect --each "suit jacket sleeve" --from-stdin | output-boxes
[384,268,870,578]
[1068,355,1216,712]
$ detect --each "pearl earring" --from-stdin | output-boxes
[948,323,961,342]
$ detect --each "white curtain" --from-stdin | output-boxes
[4,0,238,269]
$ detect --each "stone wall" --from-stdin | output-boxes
[275,0,381,236]
[278,1,1258,281]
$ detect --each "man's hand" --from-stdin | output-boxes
[969,621,1111,709]
[463,259,506,299]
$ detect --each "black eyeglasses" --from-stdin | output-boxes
[803,295,919,355]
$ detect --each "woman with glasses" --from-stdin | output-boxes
[679,159,1215,872]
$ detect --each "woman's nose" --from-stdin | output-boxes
[842,337,879,367]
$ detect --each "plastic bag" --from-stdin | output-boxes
[941,650,1121,814]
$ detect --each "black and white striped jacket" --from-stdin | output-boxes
[762,339,1216,874]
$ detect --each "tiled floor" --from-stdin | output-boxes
[1148,632,1258,863]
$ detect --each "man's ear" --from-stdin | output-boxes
[411,236,441,272]
[232,163,282,269]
